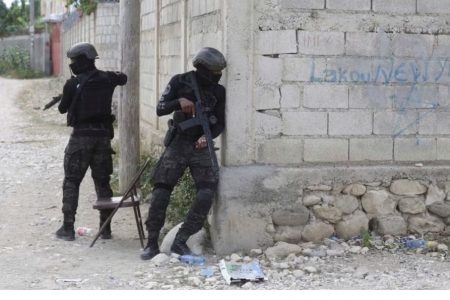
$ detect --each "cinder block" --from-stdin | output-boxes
[392,34,434,58]
[283,57,326,82]
[440,86,450,107]
[329,112,372,136]
[373,0,416,14]
[374,112,417,135]
[418,0,450,14]
[394,138,437,161]
[323,57,374,83]
[255,86,281,110]
[346,32,391,57]
[419,112,450,135]
[297,31,345,55]
[280,85,301,108]
[255,112,282,136]
[257,139,303,164]
[434,35,450,58]
[437,138,450,160]
[349,86,393,109]
[303,85,348,109]
[282,111,328,136]
[304,139,348,162]
[327,0,370,10]
[350,138,393,161]
[256,56,283,86]
[393,86,440,109]
[280,0,325,9]
[256,30,297,55]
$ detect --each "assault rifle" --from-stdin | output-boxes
[178,72,220,180]
[43,94,62,110]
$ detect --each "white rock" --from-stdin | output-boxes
[250,249,263,257]
[151,253,170,266]
[303,195,322,206]
[361,247,369,255]
[230,253,243,261]
[241,282,253,289]
[326,249,345,257]
[437,244,449,252]
[293,270,305,277]
[304,266,318,273]
[390,179,427,196]
[188,276,202,287]
[278,262,289,269]
[160,223,205,255]
[265,242,302,259]
[349,246,362,254]
[144,281,158,289]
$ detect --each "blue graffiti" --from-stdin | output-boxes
[308,58,449,141]
[309,58,450,84]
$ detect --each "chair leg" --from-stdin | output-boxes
[133,205,145,249]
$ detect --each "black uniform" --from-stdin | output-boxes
[144,70,225,243]
[58,69,127,224]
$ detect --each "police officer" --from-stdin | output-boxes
[55,42,127,241]
[140,47,226,260]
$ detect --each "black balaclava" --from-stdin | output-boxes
[195,65,222,85]
[69,55,95,75]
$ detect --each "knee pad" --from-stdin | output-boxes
[196,188,214,202]
[194,188,214,215]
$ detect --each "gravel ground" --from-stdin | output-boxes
[0,76,450,290]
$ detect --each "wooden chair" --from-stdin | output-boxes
[90,159,151,248]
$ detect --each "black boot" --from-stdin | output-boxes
[100,210,113,239]
[170,231,192,256]
[141,240,160,261]
[55,222,75,241]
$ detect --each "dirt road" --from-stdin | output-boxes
[1,76,450,290]
[0,77,152,289]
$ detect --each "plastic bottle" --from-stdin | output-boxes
[405,239,426,249]
[178,255,206,265]
[76,227,93,236]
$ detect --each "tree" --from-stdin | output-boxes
[0,0,42,37]
[0,1,9,36]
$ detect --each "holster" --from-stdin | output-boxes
[163,119,176,147]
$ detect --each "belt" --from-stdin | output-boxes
[75,123,109,130]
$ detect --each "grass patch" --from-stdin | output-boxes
[110,151,196,227]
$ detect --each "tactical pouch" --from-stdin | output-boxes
[163,119,176,147]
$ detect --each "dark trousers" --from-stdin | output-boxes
[62,135,114,222]
[144,135,218,241]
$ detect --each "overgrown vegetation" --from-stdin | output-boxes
[361,228,372,248]
[110,152,196,227]
[0,0,44,37]
[0,46,43,78]
[66,0,97,15]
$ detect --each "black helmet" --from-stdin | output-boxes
[192,47,226,72]
[67,42,99,60]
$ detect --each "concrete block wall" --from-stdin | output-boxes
[210,0,450,254]
[251,0,450,165]
[140,0,159,151]
[60,4,121,111]
[139,0,224,151]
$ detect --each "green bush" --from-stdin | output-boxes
[0,46,43,78]
[110,152,196,226]
[66,0,98,15]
